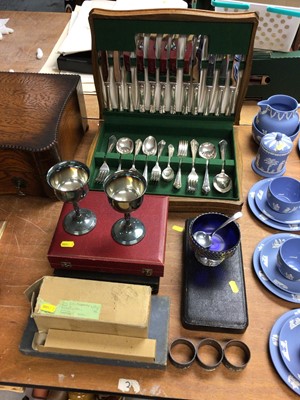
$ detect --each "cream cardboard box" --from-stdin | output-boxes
[32,329,156,363]
[25,276,152,338]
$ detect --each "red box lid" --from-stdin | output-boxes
[47,192,168,277]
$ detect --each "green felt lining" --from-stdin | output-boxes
[89,116,239,200]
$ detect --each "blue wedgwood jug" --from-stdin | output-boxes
[255,94,300,136]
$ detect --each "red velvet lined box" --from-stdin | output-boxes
[47,192,168,277]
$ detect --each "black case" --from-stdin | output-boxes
[181,218,248,333]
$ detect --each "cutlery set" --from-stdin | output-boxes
[98,33,245,116]
[95,135,232,195]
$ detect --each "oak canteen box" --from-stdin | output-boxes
[0,72,87,198]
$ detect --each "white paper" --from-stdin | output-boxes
[58,0,187,55]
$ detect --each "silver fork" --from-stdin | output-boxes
[130,138,142,172]
[95,135,117,184]
[173,140,188,189]
[187,139,199,193]
[150,140,166,182]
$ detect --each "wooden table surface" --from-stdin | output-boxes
[0,10,299,400]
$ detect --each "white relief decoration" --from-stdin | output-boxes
[271,333,278,346]
[261,254,268,267]
[280,339,290,361]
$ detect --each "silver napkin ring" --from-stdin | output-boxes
[196,338,224,371]
[168,338,197,369]
[222,339,251,371]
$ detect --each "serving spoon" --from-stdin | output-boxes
[116,137,134,171]
[213,139,232,193]
[199,142,217,194]
[193,211,242,248]
[162,144,175,182]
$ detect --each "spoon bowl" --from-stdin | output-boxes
[116,137,134,170]
[162,144,175,182]
[213,139,232,193]
[199,142,217,194]
[142,136,157,181]
[199,142,217,160]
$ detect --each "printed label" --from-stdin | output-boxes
[118,379,140,394]
[60,241,75,248]
[229,280,239,294]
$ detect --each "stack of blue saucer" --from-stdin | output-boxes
[269,308,300,394]
[248,179,300,232]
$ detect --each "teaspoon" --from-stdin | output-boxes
[142,136,157,182]
[116,137,134,171]
[162,144,175,182]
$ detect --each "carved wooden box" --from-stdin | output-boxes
[0,72,87,198]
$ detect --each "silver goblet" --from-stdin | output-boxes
[104,169,147,246]
[47,160,97,235]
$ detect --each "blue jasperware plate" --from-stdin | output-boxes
[269,308,300,395]
[279,314,300,382]
[252,234,300,303]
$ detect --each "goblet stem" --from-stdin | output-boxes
[124,212,131,224]
[73,202,82,220]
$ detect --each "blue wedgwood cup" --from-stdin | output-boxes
[277,237,300,281]
[267,176,300,214]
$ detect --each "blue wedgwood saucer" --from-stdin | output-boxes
[259,235,300,294]
[269,309,300,395]
[255,179,300,224]
[248,180,300,232]
[252,234,300,303]
[279,315,300,382]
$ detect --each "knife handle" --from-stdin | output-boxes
[182,83,190,115]
[126,83,134,112]
[203,85,212,116]
[138,81,145,113]
[215,86,225,116]
[104,82,112,111]
[191,83,199,115]
[116,82,123,112]
[170,83,176,114]
[159,83,166,114]
[225,86,236,116]
[149,82,156,113]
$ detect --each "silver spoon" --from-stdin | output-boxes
[193,211,242,248]
[116,137,134,171]
[213,139,232,193]
[199,142,217,195]
[142,136,157,182]
[162,144,175,182]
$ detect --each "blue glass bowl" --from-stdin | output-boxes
[188,212,241,267]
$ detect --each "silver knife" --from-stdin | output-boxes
[135,33,145,113]
[203,53,215,116]
[148,33,157,113]
[215,54,228,116]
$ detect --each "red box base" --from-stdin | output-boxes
[47,192,168,277]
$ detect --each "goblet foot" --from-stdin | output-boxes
[63,208,97,236]
[112,217,145,245]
